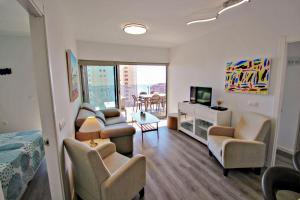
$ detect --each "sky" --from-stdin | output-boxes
[136,65,166,85]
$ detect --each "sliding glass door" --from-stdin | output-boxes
[119,64,167,118]
[81,65,118,110]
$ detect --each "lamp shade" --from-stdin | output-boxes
[79,116,102,133]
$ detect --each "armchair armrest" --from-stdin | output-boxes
[95,142,116,159]
[101,125,136,139]
[101,154,146,200]
[208,126,235,137]
[222,139,266,168]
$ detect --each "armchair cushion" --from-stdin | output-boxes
[95,142,116,159]
[102,155,146,200]
[103,152,130,174]
[234,112,271,141]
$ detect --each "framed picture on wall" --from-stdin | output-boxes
[66,49,79,102]
[225,58,271,95]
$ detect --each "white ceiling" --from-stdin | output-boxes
[64,0,237,48]
[0,0,29,36]
[1,0,299,48]
[66,0,300,48]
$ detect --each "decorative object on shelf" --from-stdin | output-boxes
[0,68,12,76]
[79,116,101,147]
[187,0,250,25]
[66,49,79,102]
[225,58,271,94]
[216,99,223,107]
[211,99,228,111]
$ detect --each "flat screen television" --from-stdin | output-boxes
[190,86,212,107]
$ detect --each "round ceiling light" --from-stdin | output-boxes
[123,24,147,35]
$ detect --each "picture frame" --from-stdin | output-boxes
[66,49,79,102]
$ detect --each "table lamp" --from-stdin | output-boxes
[79,116,101,147]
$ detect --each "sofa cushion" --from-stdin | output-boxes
[103,152,130,174]
[75,109,96,129]
[95,111,106,124]
[105,116,126,126]
[101,108,120,118]
[101,123,136,139]
[208,135,232,163]
[81,103,96,113]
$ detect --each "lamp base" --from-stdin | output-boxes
[89,139,98,147]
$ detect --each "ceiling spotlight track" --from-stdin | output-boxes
[187,17,217,25]
[187,0,250,25]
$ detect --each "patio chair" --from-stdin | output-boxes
[160,96,166,111]
[150,94,161,111]
[132,95,142,111]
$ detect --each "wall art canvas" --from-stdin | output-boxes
[225,58,271,94]
[66,49,79,102]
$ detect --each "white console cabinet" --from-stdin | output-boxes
[178,102,231,145]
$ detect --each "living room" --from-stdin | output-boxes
[1,0,300,200]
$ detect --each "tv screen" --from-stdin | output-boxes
[196,87,212,107]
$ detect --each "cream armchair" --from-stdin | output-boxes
[64,138,146,200]
[207,112,271,176]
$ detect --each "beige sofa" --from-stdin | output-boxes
[75,103,135,154]
[64,138,146,200]
[207,112,271,176]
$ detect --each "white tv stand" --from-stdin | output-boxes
[178,102,231,145]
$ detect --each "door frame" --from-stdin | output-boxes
[19,0,66,199]
[272,35,300,165]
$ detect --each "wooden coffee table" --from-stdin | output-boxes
[132,111,160,140]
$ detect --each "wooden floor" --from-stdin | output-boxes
[133,125,265,200]
[21,159,51,200]
[22,124,298,200]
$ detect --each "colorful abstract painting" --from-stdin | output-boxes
[225,58,271,94]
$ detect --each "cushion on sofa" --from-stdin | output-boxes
[96,111,106,124]
[81,103,96,113]
[101,124,136,139]
[105,116,126,126]
[75,109,96,129]
[101,108,121,118]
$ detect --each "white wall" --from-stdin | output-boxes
[168,30,278,117]
[168,0,300,165]
[277,42,300,153]
[77,40,169,63]
[42,0,81,198]
[0,35,41,132]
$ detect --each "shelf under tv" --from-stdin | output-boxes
[178,102,232,145]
